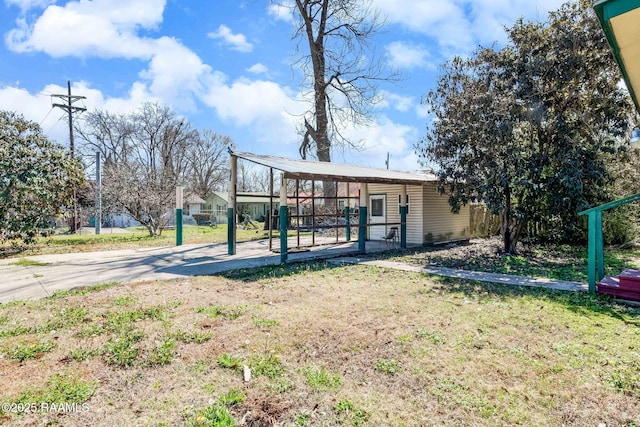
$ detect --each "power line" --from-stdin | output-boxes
[51,80,86,157]
[38,106,54,126]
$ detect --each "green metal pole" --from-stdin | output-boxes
[595,210,604,283]
[279,206,288,263]
[400,205,407,249]
[176,208,183,246]
[227,208,235,255]
[587,212,596,293]
[358,207,367,253]
[345,207,351,241]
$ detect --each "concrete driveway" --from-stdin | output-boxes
[0,238,389,303]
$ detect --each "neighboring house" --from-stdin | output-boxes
[368,178,470,244]
[184,194,206,216]
[202,191,277,224]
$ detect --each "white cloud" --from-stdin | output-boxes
[415,102,430,119]
[207,24,253,53]
[247,63,268,74]
[3,0,209,109]
[374,0,568,55]
[373,0,472,51]
[5,0,55,13]
[5,0,165,58]
[202,76,302,130]
[386,41,430,69]
[267,2,294,23]
[140,36,211,110]
[377,91,414,112]
[333,116,420,171]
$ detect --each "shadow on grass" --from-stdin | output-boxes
[376,240,640,284]
[428,275,640,325]
[217,260,343,282]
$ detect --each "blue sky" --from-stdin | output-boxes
[0,0,568,171]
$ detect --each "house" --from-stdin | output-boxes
[227,152,471,259]
[203,191,277,224]
[368,178,470,244]
[184,194,206,216]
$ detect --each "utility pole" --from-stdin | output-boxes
[95,151,102,235]
[385,152,390,169]
[52,81,86,232]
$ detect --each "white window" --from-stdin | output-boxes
[398,194,410,215]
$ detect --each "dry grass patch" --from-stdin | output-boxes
[0,263,639,426]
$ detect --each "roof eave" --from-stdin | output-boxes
[594,0,640,111]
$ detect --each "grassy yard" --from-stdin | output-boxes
[395,237,640,283]
[0,224,276,259]
[1,263,639,426]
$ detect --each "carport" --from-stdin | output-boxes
[227,151,432,262]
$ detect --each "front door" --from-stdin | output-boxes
[369,194,386,239]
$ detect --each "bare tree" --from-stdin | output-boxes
[187,129,233,198]
[283,0,393,196]
[78,103,195,236]
[237,161,271,193]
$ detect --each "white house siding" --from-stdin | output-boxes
[422,182,470,243]
[367,184,424,245]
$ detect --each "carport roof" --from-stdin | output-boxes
[233,151,436,185]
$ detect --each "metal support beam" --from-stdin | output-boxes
[596,210,604,284]
[228,155,237,255]
[268,168,274,251]
[176,186,183,246]
[345,206,351,241]
[358,183,368,253]
[400,185,407,249]
[280,173,288,263]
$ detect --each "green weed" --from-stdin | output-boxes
[415,328,446,344]
[102,330,145,367]
[249,354,284,378]
[11,373,95,408]
[112,295,138,306]
[196,304,246,320]
[252,317,279,328]
[37,306,90,332]
[294,413,311,426]
[305,367,342,390]
[606,371,640,397]
[334,399,369,425]
[102,306,168,332]
[216,353,243,370]
[9,258,48,267]
[172,329,212,344]
[374,358,401,375]
[218,388,245,406]
[186,387,245,427]
[49,281,120,298]
[67,347,100,362]
[3,339,57,361]
[0,324,31,337]
[187,403,235,427]
[147,337,177,366]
